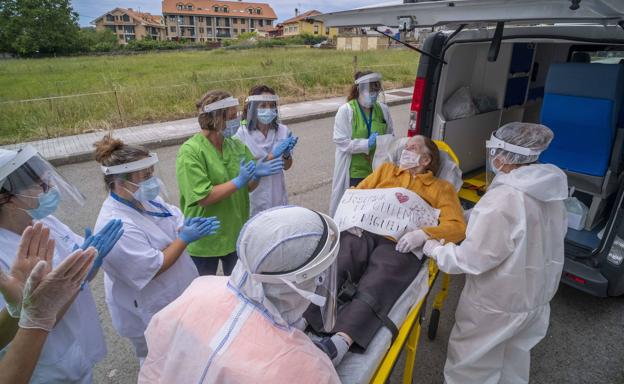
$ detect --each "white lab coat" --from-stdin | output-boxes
[95,195,198,358]
[329,102,394,217]
[0,216,106,384]
[429,164,568,384]
[235,123,290,217]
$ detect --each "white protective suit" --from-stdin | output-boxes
[329,102,394,216]
[234,123,290,216]
[0,216,106,383]
[428,163,568,384]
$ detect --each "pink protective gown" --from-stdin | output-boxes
[139,276,340,384]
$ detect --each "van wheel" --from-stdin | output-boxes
[428,309,440,340]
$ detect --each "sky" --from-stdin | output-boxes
[72,0,386,26]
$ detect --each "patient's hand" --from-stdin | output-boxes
[346,227,363,238]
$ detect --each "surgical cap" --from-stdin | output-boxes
[492,122,554,165]
[230,206,325,327]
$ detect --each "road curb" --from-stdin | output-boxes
[40,97,412,166]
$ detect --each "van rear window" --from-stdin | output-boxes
[568,45,624,64]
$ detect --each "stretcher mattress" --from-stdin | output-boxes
[336,259,431,384]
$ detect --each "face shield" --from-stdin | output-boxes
[101,153,172,216]
[355,72,385,108]
[201,96,241,138]
[245,94,280,131]
[485,133,542,187]
[0,146,85,220]
[250,211,340,332]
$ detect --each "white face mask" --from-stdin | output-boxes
[399,150,421,170]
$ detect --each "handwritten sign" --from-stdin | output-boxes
[334,187,440,241]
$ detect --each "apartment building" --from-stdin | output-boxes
[92,8,166,43]
[162,0,277,42]
[281,10,337,39]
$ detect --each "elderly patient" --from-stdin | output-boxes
[306,135,466,365]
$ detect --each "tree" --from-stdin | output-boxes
[0,0,81,55]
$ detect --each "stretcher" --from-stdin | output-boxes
[336,140,462,384]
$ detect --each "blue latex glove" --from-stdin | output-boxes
[179,216,221,245]
[368,132,379,149]
[232,160,256,190]
[80,219,124,288]
[271,135,293,159]
[283,134,299,158]
[254,158,284,180]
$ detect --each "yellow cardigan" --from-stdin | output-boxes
[355,162,466,244]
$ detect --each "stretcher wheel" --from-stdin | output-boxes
[428,309,440,340]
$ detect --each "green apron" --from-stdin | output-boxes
[348,99,387,179]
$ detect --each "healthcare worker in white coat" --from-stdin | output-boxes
[329,71,394,216]
[423,122,568,384]
[93,135,220,364]
[235,85,298,216]
[0,145,123,383]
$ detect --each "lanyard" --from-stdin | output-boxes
[358,103,374,137]
[110,192,172,218]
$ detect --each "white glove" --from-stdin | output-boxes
[0,223,55,318]
[423,239,445,257]
[396,230,428,253]
[19,248,96,331]
[347,227,363,238]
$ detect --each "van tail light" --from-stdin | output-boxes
[408,77,426,137]
[564,272,586,285]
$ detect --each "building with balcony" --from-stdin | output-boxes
[162,0,277,42]
[281,10,337,39]
[92,8,166,44]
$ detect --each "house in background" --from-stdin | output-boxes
[92,8,166,44]
[281,10,337,39]
[161,0,277,42]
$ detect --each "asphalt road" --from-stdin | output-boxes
[53,103,624,383]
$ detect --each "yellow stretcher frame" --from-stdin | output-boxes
[368,140,463,383]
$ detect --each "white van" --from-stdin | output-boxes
[320,0,624,297]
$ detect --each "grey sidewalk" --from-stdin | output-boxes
[2,88,413,166]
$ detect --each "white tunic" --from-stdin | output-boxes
[235,123,290,216]
[329,102,394,217]
[0,216,106,384]
[95,196,198,348]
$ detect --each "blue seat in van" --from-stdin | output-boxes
[540,62,624,229]
[540,63,624,176]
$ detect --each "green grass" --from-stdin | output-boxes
[0,48,419,144]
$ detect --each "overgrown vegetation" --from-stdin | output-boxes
[0,49,418,144]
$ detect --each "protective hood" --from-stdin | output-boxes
[491,163,568,202]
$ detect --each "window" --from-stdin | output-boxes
[256,8,261,14]
[118,35,123,40]
[225,18,230,27]
[124,25,135,34]
[247,8,253,14]
[122,14,130,22]
[223,6,228,13]
[216,17,221,26]
[125,35,135,41]
[178,16,184,25]
[169,15,176,21]
[199,27,204,33]
[214,6,219,12]
[241,28,246,33]
[199,17,204,22]
[233,18,237,25]
[207,28,212,35]
[106,14,114,22]
[206,17,212,26]
[187,4,193,10]
[258,19,263,27]
[189,16,194,25]
[325,27,330,35]
[170,26,177,32]
[117,25,123,30]
[177,3,183,10]
[314,25,319,34]
[189,27,195,35]
[250,19,255,28]
[266,20,272,26]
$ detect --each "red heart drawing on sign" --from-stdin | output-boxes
[395,192,409,204]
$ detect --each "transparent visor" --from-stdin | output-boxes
[485,147,500,189]
[252,213,340,332]
[356,73,385,108]
[200,96,241,137]
[1,151,85,218]
[107,157,171,213]
[245,95,280,131]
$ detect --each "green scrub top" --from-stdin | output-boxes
[176,133,253,257]
[348,99,388,179]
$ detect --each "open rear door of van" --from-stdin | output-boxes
[318,0,624,29]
